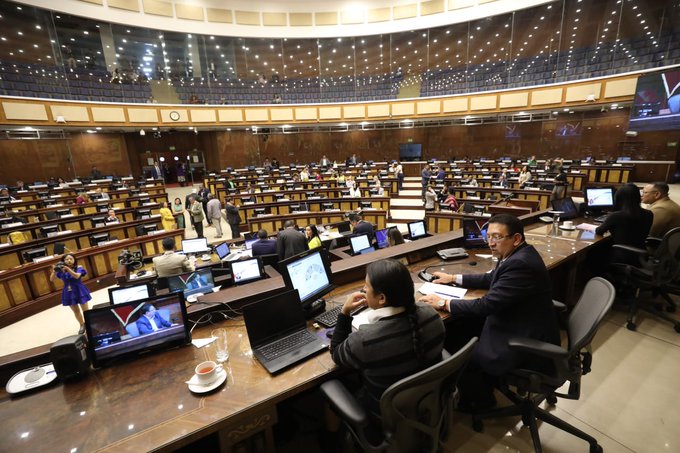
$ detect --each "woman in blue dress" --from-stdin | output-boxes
[50,254,92,334]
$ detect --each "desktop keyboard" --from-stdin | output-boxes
[258,330,318,360]
[314,305,366,328]
[593,214,608,223]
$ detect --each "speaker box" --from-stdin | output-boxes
[50,335,90,380]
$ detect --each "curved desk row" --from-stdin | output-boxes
[245,210,387,236]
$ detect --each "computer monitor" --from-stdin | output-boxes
[407,220,427,240]
[374,227,399,249]
[167,268,215,297]
[23,247,48,263]
[56,208,72,218]
[254,207,270,216]
[137,197,151,205]
[585,187,615,210]
[91,216,107,228]
[439,202,453,211]
[0,196,10,204]
[305,191,316,198]
[96,204,109,213]
[0,217,15,228]
[274,193,285,200]
[129,189,141,196]
[349,234,372,255]
[368,188,379,196]
[551,197,579,220]
[227,188,238,195]
[181,238,209,254]
[214,242,231,260]
[279,248,336,310]
[41,224,60,238]
[341,190,350,197]
[463,219,488,248]
[89,193,102,202]
[142,224,158,234]
[84,292,191,368]
[230,257,265,284]
[244,238,259,250]
[359,201,372,209]
[135,208,152,220]
[322,202,335,211]
[108,283,154,305]
[89,232,110,246]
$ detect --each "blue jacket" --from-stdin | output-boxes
[136,313,171,335]
[251,239,277,257]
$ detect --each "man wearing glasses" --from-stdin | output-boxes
[641,182,680,238]
[420,213,559,411]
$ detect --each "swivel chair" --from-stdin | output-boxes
[609,227,680,332]
[320,338,477,453]
[472,277,615,453]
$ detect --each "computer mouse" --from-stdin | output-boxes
[468,261,477,266]
[325,329,335,338]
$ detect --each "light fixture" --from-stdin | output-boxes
[159,157,165,162]
[139,129,145,136]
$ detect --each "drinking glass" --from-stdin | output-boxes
[211,328,229,363]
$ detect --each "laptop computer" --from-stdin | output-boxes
[243,289,328,374]
[550,197,579,220]
[181,238,209,254]
[348,233,373,255]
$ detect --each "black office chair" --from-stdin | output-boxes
[258,253,279,272]
[321,338,477,453]
[609,227,680,332]
[472,277,615,453]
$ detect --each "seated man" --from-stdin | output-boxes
[642,182,680,238]
[251,229,277,256]
[420,213,560,410]
[135,303,172,335]
[153,237,195,278]
[349,212,374,241]
[105,209,119,223]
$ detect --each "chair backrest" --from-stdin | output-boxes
[567,277,616,353]
[379,337,477,453]
[653,227,680,282]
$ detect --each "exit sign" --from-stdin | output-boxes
[407,138,413,143]
[169,146,176,151]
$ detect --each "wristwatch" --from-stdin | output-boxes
[437,299,447,310]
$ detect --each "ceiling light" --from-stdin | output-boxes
[139,129,145,136]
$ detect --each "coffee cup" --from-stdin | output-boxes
[195,360,220,384]
[563,221,574,228]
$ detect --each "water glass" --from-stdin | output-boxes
[211,328,229,363]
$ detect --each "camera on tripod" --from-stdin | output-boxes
[118,249,143,270]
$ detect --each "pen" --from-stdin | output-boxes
[434,291,460,299]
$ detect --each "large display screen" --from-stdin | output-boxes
[629,69,680,131]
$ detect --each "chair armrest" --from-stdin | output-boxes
[552,300,567,312]
[645,237,662,247]
[508,337,568,360]
[320,380,370,428]
[611,244,648,256]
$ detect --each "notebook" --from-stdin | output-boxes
[243,289,328,374]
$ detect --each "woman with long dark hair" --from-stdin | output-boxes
[50,254,92,334]
[330,259,445,415]
[596,183,653,265]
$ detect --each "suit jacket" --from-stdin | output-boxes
[153,251,195,278]
[450,243,559,375]
[136,312,171,335]
[353,220,374,242]
[649,198,680,238]
[277,227,308,260]
[189,201,204,223]
[225,203,241,225]
[206,198,222,220]
[251,239,277,257]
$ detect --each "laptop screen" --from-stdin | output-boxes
[108,283,152,305]
[215,242,230,260]
[182,238,209,254]
[551,197,579,220]
[243,289,306,346]
[408,220,427,240]
[374,228,389,249]
[167,268,214,297]
[84,293,191,368]
[280,248,334,305]
[245,238,258,250]
[463,219,487,248]
[349,234,371,255]
[231,258,264,284]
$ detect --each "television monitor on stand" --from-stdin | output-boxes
[142,224,158,235]
[56,208,72,218]
[359,201,372,209]
[322,202,335,211]
[278,248,336,317]
[89,232,111,246]
[584,187,615,218]
[23,246,48,263]
[135,208,152,220]
[407,220,428,240]
[40,224,60,238]
[91,216,107,228]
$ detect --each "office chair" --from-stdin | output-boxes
[472,277,615,453]
[608,227,680,332]
[321,338,477,453]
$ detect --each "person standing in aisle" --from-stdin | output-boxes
[189,196,204,238]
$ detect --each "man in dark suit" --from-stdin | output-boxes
[277,220,308,260]
[251,229,277,257]
[420,213,559,410]
[349,213,374,242]
[136,303,173,335]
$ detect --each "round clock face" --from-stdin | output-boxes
[169,111,180,121]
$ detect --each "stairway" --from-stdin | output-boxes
[388,177,424,233]
[149,80,180,104]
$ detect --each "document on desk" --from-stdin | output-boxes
[576,223,598,231]
[418,283,468,300]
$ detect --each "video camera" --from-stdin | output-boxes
[118,249,143,270]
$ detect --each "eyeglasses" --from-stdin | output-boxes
[487,234,512,242]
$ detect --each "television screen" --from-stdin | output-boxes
[375,228,389,249]
[109,283,153,305]
[630,69,680,131]
[279,248,335,306]
[555,121,582,137]
[84,293,191,368]
[585,187,615,209]
[399,143,423,161]
[231,258,264,284]
[407,220,427,240]
[167,268,214,297]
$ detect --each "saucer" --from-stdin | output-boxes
[188,369,227,393]
[559,225,576,231]
[539,216,553,223]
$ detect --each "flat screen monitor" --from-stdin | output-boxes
[359,201,372,209]
[551,197,579,220]
[167,268,215,297]
[407,220,427,240]
[629,69,680,132]
[368,188,379,196]
[91,216,107,228]
[585,187,615,209]
[0,196,10,204]
[135,208,151,220]
[137,197,151,205]
[90,233,110,246]
[56,209,72,218]
[84,293,191,368]
[215,242,230,260]
[463,219,488,248]
[244,238,258,250]
[108,283,153,305]
[97,204,109,213]
[399,143,423,161]
[322,202,335,211]
[24,247,48,263]
[41,224,60,237]
[349,234,372,255]
[181,238,209,254]
[275,193,285,200]
[279,248,335,307]
[231,258,265,284]
[142,224,158,234]
[374,227,397,249]
[254,207,270,216]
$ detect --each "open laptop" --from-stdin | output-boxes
[348,233,373,255]
[243,289,328,374]
[181,238,210,254]
[551,197,579,220]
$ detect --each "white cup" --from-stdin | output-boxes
[563,221,574,228]
[195,360,220,384]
